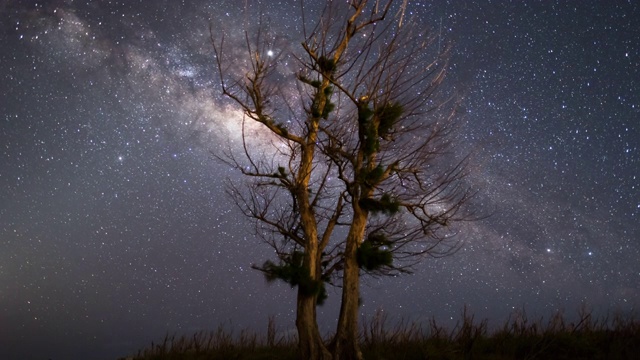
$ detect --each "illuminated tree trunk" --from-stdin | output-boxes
[296,258,332,360]
[331,211,366,360]
[297,300,329,359]
[296,163,332,360]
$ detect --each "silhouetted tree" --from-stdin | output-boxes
[211,1,476,359]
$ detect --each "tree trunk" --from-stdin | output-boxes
[296,231,331,360]
[331,214,366,360]
[330,250,362,360]
[296,288,332,360]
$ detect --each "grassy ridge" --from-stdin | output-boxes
[121,307,640,359]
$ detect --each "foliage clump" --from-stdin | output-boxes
[322,101,335,119]
[357,103,379,155]
[274,166,287,178]
[358,101,403,156]
[357,233,393,271]
[259,251,327,304]
[358,193,400,215]
[364,165,386,185]
[297,74,322,88]
[310,96,336,119]
[375,102,403,138]
[317,55,337,73]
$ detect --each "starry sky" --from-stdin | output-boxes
[1,1,638,359]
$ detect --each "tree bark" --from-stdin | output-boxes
[296,244,332,360]
[296,288,332,360]
[330,213,366,360]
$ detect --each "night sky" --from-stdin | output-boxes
[1,1,639,359]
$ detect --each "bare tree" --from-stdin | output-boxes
[211,1,476,359]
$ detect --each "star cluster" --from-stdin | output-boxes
[1,1,638,359]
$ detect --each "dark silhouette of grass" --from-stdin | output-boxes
[121,317,298,360]
[120,307,640,360]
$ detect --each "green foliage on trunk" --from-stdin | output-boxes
[358,193,400,215]
[358,101,403,157]
[364,165,385,185]
[297,74,322,88]
[322,101,335,119]
[357,233,393,271]
[311,97,336,120]
[260,251,328,305]
[274,166,287,178]
[317,56,337,73]
[376,102,403,137]
[357,102,378,156]
[358,103,374,124]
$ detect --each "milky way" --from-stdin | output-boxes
[1,1,638,359]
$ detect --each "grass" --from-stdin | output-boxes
[120,317,297,360]
[120,307,640,360]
